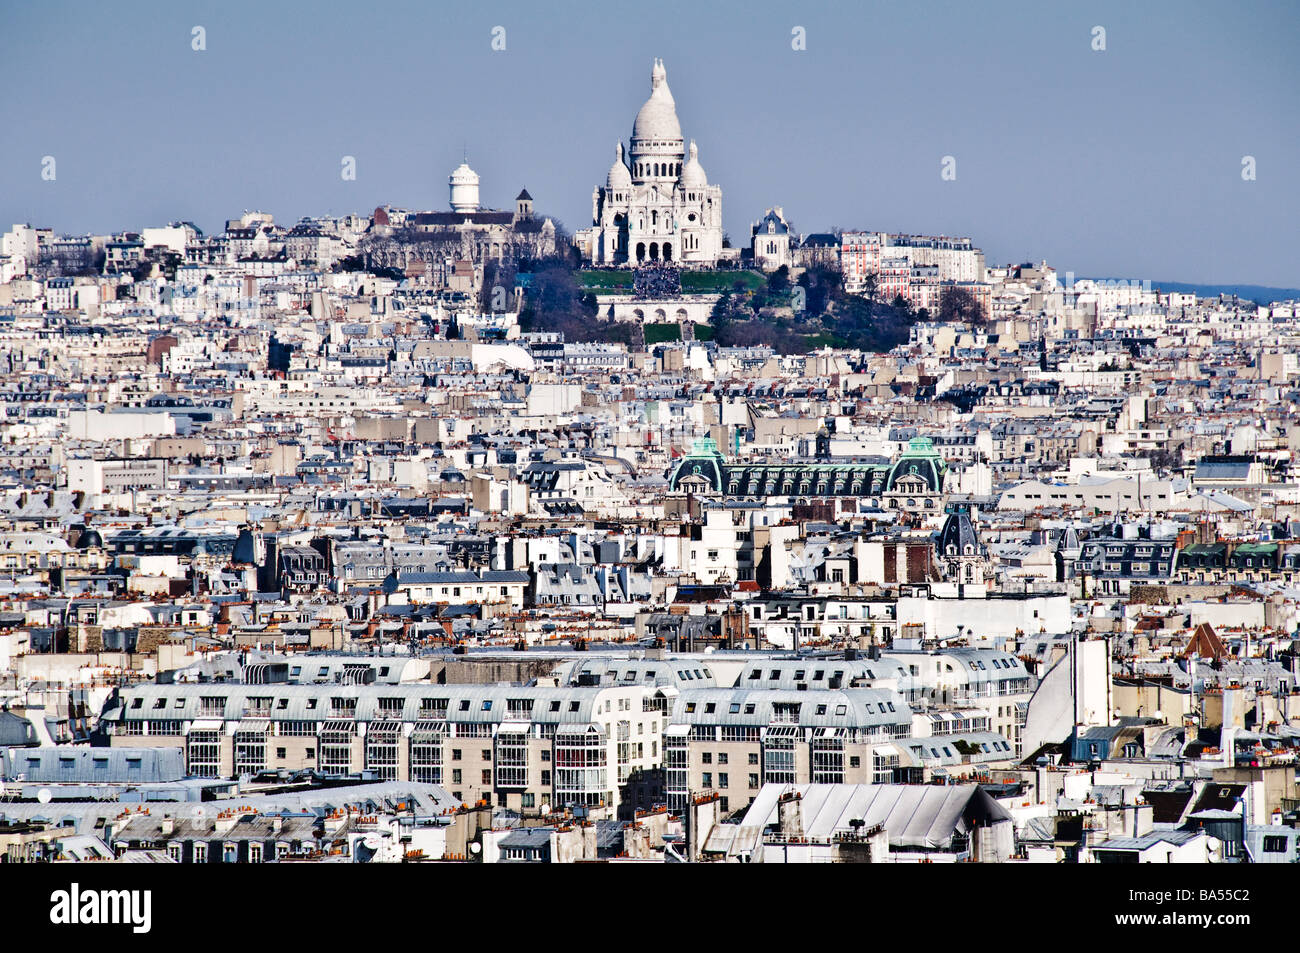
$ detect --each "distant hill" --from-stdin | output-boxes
[1083,279,1300,306]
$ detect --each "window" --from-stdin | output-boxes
[1263,836,1288,854]
[187,730,221,778]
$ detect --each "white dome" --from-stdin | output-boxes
[606,142,632,189]
[449,161,479,187]
[679,141,707,188]
[632,59,683,142]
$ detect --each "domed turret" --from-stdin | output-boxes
[449,161,480,213]
[629,59,685,184]
[679,141,707,188]
[607,142,632,189]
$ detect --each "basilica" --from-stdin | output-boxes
[575,59,724,268]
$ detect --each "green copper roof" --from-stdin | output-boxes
[686,436,724,459]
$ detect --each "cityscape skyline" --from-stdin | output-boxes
[2,0,1297,287]
[5,2,1300,896]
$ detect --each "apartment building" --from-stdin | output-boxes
[103,683,664,816]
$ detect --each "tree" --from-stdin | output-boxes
[939,285,987,325]
[797,264,841,316]
[766,264,790,295]
[860,271,879,303]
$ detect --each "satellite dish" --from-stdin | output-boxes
[363,832,382,850]
[37,788,53,804]
[470,842,481,855]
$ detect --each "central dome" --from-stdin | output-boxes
[632,58,683,142]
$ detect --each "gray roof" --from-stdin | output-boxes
[1092,829,1205,851]
[2,746,186,783]
[0,781,460,838]
[556,656,718,689]
[669,687,909,730]
[107,682,626,727]
[739,782,1012,850]
[735,657,909,690]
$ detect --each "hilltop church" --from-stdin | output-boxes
[575,59,725,268]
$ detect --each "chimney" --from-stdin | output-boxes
[778,791,804,839]
[161,817,175,836]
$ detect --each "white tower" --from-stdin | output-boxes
[449,161,481,214]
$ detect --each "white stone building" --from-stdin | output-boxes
[577,60,723,267]
[750,207,793,272]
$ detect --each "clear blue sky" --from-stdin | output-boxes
[2,0,1296,286]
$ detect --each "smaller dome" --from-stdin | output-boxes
[606,143,632,189]
[679,141,707,188]
[76,528,103,550]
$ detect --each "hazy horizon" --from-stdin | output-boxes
[2,0,1297,287]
